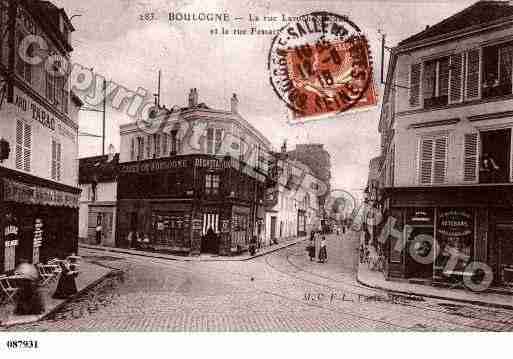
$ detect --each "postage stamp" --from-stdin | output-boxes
[268,11,377,123]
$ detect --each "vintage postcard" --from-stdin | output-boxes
[0,0,511,356]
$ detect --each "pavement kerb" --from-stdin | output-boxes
[356,269,513,311]
[1,266,119,328]
[79,237,307,262]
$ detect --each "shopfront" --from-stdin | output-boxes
[383,186,513,289]
[0,167,80,274]
[116,155,266,256]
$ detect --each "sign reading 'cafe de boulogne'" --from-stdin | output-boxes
[120,157,231,173]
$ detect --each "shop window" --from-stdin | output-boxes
[15,120,31,172]
[482,43,513,99]
[51,139,62,181]
[479,129,511,183]
[418,136,448,185]
[205,173,220,195]
[422,57,449,108]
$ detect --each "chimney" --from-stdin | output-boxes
[188,88,198,107]
[231,93,239,114]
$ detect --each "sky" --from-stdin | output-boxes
[52,0,477,197]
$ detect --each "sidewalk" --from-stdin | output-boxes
[0,261,114,327]
[79,236,307,262]
[357,263,513,310]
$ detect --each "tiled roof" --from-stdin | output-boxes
[399,1,513,46]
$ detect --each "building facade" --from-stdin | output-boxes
[376,1,513,289]
[78,151,118,247]
[265,144,324,244]
[0,1,81,273]
[115,89,271,256]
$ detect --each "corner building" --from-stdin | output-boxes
[377,1,513,289]
[116,90,271,256]
[0,1,81,273]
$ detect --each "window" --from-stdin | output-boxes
[162,133,168,156]
[482,43,513,98]
[16,32,32,84]
[206,128,223,155]
[422,57,449,108]
[15,120,31,172]
[60,76,69,113]
[205,173,220,195]
[418,136,448,185]
[154,134,160,158]
[137,136,144,160]
[51,139,62,181]
[130,137,135,161]
[146,135,152,159]
[479,129,511,183]
[170,130,178,155]
[46,69,56,103]
[409,63,421,107]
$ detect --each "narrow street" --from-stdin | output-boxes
[5,233,513,331]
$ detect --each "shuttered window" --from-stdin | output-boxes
[15,120,31,172]
[154,134,160,157]
[418,136,448,185]
[146,135,152,159]
[465,49,481,100]
[162,133,168,156]
[137,137,144,160]
[51,139,62,181]
[409,63,421,107]
[449,53,464,103]
[463,133,479,182]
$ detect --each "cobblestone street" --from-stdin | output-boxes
[5,234,513,331]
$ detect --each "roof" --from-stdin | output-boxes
[399,1,513,46]
[78,154,119,184]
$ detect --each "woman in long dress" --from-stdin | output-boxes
[53,261,78,299]
[318,237,328,263]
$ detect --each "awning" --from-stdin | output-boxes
[2,178,79,208]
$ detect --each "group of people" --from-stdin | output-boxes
[126,231,151,249]
[13,257,78,316]
[306,231,328,263]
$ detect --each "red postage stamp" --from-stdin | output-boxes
[268,12,377,122]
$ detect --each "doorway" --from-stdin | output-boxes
[496,224,513,285]
[406,226,434,279]
[270,216,277,241]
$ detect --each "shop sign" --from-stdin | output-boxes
[120,158,190,173]
[437,210,473,237]
[3,178,79,208]
[194,158,230,170]
[407,208,434,225]
[33,218,43,248]
[14,92,56,131]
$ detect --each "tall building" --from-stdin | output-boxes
[376,1,513,288]
[115,89,271,256]
[0,1,81,273]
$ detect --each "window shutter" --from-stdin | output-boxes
[449,53,464,103]
[130,137,135,161]
[15,120,23,169]
[409,63,421,107]
[206,128,214,154]
[419,138,433,184]
[162,133,168,156]
[463,133,479,182]
[465,49,481,100]
[433,137,447,184]
[146,135,151,158]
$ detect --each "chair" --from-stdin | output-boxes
[0,275,19,305]
[37,263,59,285]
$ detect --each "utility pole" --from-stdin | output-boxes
[102,79,106,155]
[380,31,386,84]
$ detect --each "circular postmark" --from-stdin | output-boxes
[268,12,373,117]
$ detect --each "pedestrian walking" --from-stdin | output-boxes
[306,232,316,261]
[95,222,102,245]
[318,236,327,263]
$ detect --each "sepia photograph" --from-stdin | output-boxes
[0,0,512,356]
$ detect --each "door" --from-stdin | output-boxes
[496,224,513,285]
[202,213,219,254]
[406,226,434,279]
[270,217,277,240]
